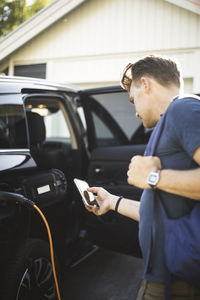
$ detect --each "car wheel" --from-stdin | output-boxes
[2,238,60,300]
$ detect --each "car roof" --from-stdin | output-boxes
[0,75,80,94]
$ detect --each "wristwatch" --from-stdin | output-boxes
[147,169,161,189]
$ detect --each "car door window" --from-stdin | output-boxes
[25,95,75,146]
[79,90,150,149]
[24,95,78,177]
[0,94,27,149]
[92,91,141,140]
[44,107,70,140]
[92,111,115,140]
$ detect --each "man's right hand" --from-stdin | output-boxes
[86,187,118,216]
[86,187,140,222]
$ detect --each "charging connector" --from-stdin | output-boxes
[0,191,35,208]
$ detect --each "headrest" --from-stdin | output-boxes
[10,117,27,148]
[26,111,46,145]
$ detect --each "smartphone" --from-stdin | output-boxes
[73,178,99,208]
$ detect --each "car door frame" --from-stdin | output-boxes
[78,85,145,257]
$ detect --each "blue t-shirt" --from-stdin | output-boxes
[139,95,200,282]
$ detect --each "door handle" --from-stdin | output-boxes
[95,167,103,174]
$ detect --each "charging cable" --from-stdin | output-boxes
[33,204,61,300]
[0,192,62,300]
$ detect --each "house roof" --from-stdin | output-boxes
[0,0,86,62]
[166,0,200,15]
[0,0,199,63]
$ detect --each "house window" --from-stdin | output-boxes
[14,63,46,79]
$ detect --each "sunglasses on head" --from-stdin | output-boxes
[120,63,133,91]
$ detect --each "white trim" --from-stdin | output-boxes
[8,59,14,76]
[0,149,30,153]
[0,0,86,61]
[165,0,200,15]
[8,46,199,64]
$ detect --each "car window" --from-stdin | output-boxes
[44,108,70,140]
[92,110,118,146]
[78,91,146,148]
[92,92,142,140]
[0,94,27,149]
[25,96,72,143]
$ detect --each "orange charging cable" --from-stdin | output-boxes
[33,204,62,300]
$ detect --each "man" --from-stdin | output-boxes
[86,55,200,299]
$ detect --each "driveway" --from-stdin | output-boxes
[63,248,143,300]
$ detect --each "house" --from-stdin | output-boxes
[0,0,200,91]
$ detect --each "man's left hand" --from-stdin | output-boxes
[127,155,162,189]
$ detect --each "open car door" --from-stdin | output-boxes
[77,86,152,257]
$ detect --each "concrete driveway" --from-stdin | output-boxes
[62,248,143,300]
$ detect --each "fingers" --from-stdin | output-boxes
[87,186,101,194]
[131,155,141,163]
[84,204,93,212]
[85,204,101,216]
[93,204,101,215]
[127,155,162,189]
[85,187,110,216]
[155,156,162,169]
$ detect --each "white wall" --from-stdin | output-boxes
[1,0,200,92]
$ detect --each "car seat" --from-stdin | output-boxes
[25,111,72,178]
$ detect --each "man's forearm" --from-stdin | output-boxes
[109,196,140,222]
[157,168,200,200]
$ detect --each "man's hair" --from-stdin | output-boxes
[124,54,181,90]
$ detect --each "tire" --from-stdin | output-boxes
[2,238,61,300]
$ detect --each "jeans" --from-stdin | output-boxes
[136,279,200,300]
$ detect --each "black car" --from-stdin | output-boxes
[0,76,150,300]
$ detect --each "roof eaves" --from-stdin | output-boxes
[0,0,86,62]
[165,0,200,15]
[0,0,59,43]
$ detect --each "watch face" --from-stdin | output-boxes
[147,171,160,187]
[149,173,158,183]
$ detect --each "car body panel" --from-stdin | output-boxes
[0,152,36,172]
